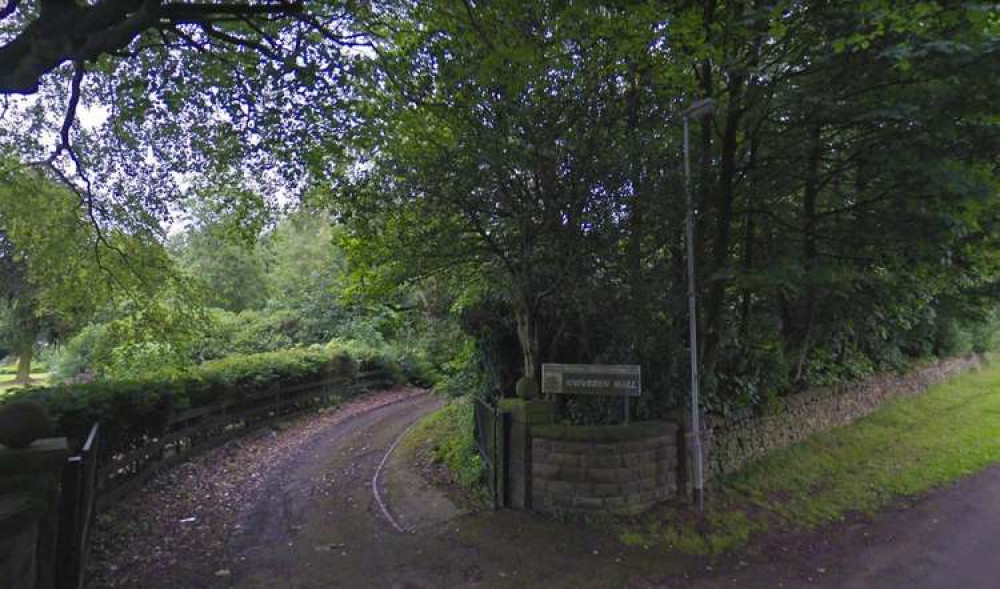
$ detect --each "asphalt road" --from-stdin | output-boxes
[656,464,1000,589]
[223,392,450,588]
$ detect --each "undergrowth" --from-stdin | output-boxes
[403,397,488,503]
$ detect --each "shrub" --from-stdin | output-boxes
[407,398,485,493]
[326,338,405,383]
[1,346,385,450]
[49,323,112,380]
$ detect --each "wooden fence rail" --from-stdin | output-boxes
[50,369,395,588]
[93,369,395,512]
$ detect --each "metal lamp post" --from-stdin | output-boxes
[682,97,714,511]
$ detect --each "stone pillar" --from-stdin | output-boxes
[498,399,555,510]
[0,438,70,589]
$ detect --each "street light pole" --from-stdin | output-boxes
[682,98,714,511]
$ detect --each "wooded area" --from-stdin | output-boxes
[1,1,998,421]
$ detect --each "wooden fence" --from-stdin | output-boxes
[56,423,100,589]
[93,369,395,512]
[51,369,395,588]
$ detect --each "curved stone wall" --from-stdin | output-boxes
[529,422,679,515]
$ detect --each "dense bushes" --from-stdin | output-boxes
[2,344,404,448]
[49,305,445,384]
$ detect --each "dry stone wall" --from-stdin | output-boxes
[698,354,983,482]
[499,355,979,515]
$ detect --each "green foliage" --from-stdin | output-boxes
[1,162,193,380]
[4,1,1000,425]
[190,347,353,395]
[621,360,1000,555]
[48,324,110,380]
[170,217,269,313]
[404,399,485,494]
[327,337,404,383]
[433,338,492,399]
[329,0,1000,418]
[171,206,353,344]
[48,294,210,381]
[107,341,188,381]
[2,345,383,447]
[195,308,299,359]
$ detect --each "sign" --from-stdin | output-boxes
[541,364,641,397]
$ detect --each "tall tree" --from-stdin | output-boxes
[0,161,179,379]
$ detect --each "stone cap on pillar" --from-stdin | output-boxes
[498,398,556,426]
[0,438,70,474]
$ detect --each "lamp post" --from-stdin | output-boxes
[682,97,714,511]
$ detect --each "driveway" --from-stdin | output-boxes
[88,389,1000,588]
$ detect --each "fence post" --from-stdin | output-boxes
[0,438,70,589]
[56,456,83,589]
[497,411,509,509]
[55,423,99,589]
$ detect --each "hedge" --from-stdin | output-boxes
[1,344,404,452]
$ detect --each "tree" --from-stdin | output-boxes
[169,193,271,312]
[0,1,305,95]
[262,207,351,342]
[332,0,1000,412]
[0,0,364,238]
[335,1,659,383]
[0,229,41,383]
[0,160,181,380]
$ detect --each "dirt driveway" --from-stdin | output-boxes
[89,389,1000,589]
[90,390,673,588]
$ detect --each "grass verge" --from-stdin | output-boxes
[400,397,490,506]
[621,360,1000,555]
[0,372,50,395]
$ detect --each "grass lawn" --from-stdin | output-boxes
[620,359,1000,555]
[0,372,50,396]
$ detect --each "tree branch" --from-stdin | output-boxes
[54,62,86,160]
[0,0,21,21]
[0,0,303,94]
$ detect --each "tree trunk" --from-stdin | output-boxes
[739,133,761,344]
[625,62,646,348]
[795,124,823,383]
[15,342,32,384]
[739,192,757,344]
[514,304,539,381]
[702,73,745,380]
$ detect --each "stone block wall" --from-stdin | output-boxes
[530,422,679,515]
[696,354,983,482]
